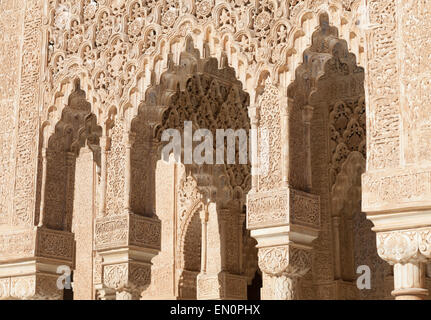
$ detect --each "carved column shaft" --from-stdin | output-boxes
[98,136,110,217]
[393,262,428,300]
[248,106,259,191]
[200,205,209,274]
[332,216,341,280]
[123,132,136,213]
[238,213,245,274]
[302,105,313,191]
[38,148,49,227]
[274,275,299,300]
[64,152,76,230]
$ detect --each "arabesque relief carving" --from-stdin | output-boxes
[2,0,431,301]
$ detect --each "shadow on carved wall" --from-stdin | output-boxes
[287,13,387,299]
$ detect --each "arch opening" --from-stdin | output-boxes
[287,13,383,299]
[131,39,258,300]
[41,81,102,300]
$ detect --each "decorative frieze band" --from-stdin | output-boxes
[247,188,320,230]
[0,274,63,300]
[95,215,128,250]
[36,228,74,261]
[362,168,431,213]
[0,230,35,261]
[95,213,161,251]
[0,228,74,263]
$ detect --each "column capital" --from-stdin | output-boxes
[376,227,431,265]
[65,151,76,165]
[247,105,260,125]
[99,136,111,150]
[258,246,311,278]
[199,203,209,223]
[374,227,431,300]
[123,131,136,147]
[0,227,74,300]
[302,105,314,124]
[102,262,151,300]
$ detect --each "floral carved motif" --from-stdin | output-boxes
[258,246,311,277]
[377,228,431,264]
[258,78,282,191]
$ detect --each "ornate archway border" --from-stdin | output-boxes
[42,0,367,129]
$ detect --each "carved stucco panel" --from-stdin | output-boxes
[362,169,431,212]
[258,78,282,192]
[0,1,25,226]
[13,0,43,227]
[366,0,401,170]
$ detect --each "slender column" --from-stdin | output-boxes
[200,204,209,274]
[392,261,428,300]
[98,136,110,217]
[238,213,245,273]
[123,132,136,213]
[332,216,341,279]
[38,148,49,227]
[274,275,299,300]
[302,105,313,191]
[281,99,290,187]
[219,209,230,271]
[248,106,259,191]
[64,152,76,230]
